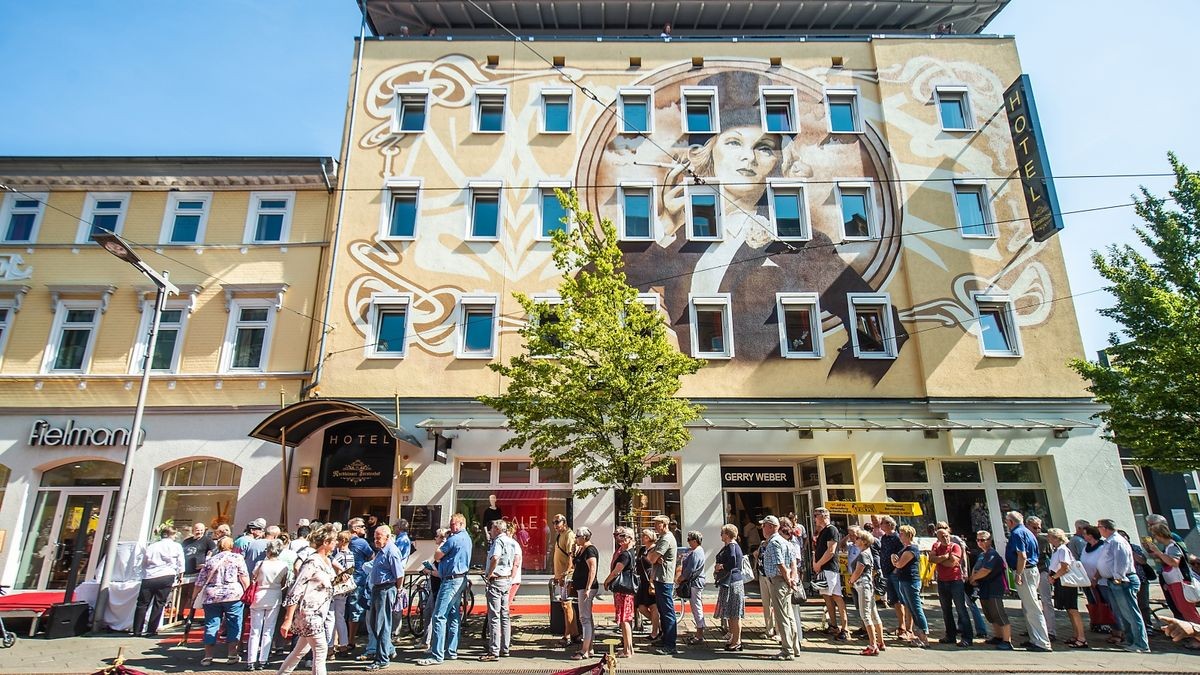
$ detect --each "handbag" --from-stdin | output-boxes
[790,581,807,605]
[1060,560,1091,588]
[610,567,639,595]
[739,553,755,581]
[241,559,259,605]
[332,568,357,597]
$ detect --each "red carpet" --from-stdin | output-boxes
[0,590,62,613]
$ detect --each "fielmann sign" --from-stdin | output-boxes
[1004,74,1065,242]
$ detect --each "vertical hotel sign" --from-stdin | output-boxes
[1004,74,1064,242]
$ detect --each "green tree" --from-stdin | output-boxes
[1071,153,1200,472]
[479,190,704,522]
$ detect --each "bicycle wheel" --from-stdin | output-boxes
[461,583,475,619]
[407,584,429,637]
[1,632,14,648]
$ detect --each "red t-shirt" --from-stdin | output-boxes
[932,541,964,581]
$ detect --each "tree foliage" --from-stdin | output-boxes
[1070,153,1200,472]
[478,190,704,510]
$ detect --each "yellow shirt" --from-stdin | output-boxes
[553,528,574,578]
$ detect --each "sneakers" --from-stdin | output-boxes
[772,651,796,661]
[1123,646,1150,653]
[653,647,678,655]
[416,658,443,666]
[938,636,957,645]
[995,642,1014,651]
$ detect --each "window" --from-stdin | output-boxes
[616,458,682,529]
[768,182,810,240]
[686,187,722,240]
[681,87,718,134]
[78,193,129,242]
[44,303,101,373]
[1,192,47,243]
[973,294,1021,357]
[474,88,507,133]
[131,304,187,373]
[394,88,429,133]
[936,86,973,131]
[847,293,896,358]
[954,181,993,237]
[242,192,294,244]
[942,461,982,483]
[826,89,860,133]
[467,181,502,240]
[457,295,498,359]
[541,89,572,133]
[619,184,653,240]
[760,87,797,133]
[1187,473,1200,523]
[689,294,733,358]
[382,179,420,240]
[0,464,8,513]
[160,192,211,244]
[153,459,242,536]
[0,303,13,359]
[530,295,564,355]
[618,88,653,133]
[776,293,821,358]
[994,460,1041,483]
[837,183,874,240]
[222,301,274,372]
[367,294,412,358]
[539,182,570,239]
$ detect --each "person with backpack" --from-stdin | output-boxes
[713,524,746,652]
[849,530,884,655]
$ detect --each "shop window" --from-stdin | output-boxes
[154,459,241,532]
[837,183,874,240]
[942,461,982,483]
[689,294,733,359]
[79,193,129,242]
[883,460,928,483]
[1,193,46,243]
[823,458,855,486]
[244,192,294,244]
[45,302,102,374]
[160,192,211,245]
[1186,472,1200,522]
[541,90,572,133]
[936,85,973,131]
[499,461,532,484]
[886,487,936,533]
[954,182,994,237]
[768,182,810,240]
[394,88,429,133]
[616,458,681,529]
[776,293,821,358]
[458,461,492,484]
[826,89,860,133]
[994,460,1041,483]
[474,88,507,133]
[468,181,502,240]
[539,182,571,239]
[799,459,820,488]
[0,464,9,510]
[619,184,653,240]
[760,87,797,133]
[847,293,896,359]
[681,87,718,134]
[40,460,123,487]
[686,187,722,240]
[997,489,1051,528]
[618,88,652,134]
[456,295,498,359]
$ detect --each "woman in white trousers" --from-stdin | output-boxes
[248,540,292,670]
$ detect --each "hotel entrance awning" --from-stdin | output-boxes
[250,398,423,449]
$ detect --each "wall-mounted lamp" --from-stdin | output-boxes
[297,467,313,494]
[398,467,414,495]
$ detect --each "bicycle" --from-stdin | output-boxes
[0,585,16,648]
[405,569,477,638]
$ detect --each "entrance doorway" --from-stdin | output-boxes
[16,461,122,590]
[320,491,391,526]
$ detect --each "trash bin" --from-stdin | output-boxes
[548,580,580,635]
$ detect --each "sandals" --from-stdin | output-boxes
[1064,639,1090,648]
[686,636,705,645]
[570,651,593,660]
[200,657,214,666]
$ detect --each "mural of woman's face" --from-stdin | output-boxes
[711,126,779,200]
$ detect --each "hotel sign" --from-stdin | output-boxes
[1004,74,1064,242]
[319,420,395,488]
[29,419,139,447]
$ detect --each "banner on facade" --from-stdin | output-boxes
[319,420,396,488]
[1004,74,1064,242]
[825,500,923,516]
[721,466,796,489]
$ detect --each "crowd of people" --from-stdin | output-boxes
[130,507,1200,671]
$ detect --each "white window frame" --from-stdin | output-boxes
[540,88,573,134]
[456,294,499,359]
[77,192,130,243]
[767,180,811,241]
[130,301,189,374]
[760,86,798,134]
[158,192,212,245]
[953,179,995,238]
[220,299,276,373]
[365,293,413,359]
[379,178,421,241]
[688,293,734,359]
[0,300,15,362]
[0,192,48,244]
[42,300,102,374]
[776,292,823,358]
[473,87,508,134]
[529,293,564,358]
[242,191,295,244]
[617,87,654,134]
[618,181,655,241]
[824,88,862,134]
[847,292,897,359]
[393,87,430,134]
[681,86,719,134]
[835,181,877,241]
[466,179,503,241]
[685,185,723,242]
[537,180,572,241]
[972,292,1023,358]
[935,85,974,131]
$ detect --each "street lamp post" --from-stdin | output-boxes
[90,231,178,632]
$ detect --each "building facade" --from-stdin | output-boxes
[267,0,1132,573]
[0,156,335,589]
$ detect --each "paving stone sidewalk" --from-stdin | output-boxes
[3,597,1198,674]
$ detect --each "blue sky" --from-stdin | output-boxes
[2,0,1196,358]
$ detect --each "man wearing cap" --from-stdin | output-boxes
[234,518,266,554]
[761,516,799,660]
[645,515,678,655]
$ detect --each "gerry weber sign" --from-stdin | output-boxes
[29,419,141,447]
[319,420,396,488]
[721,466,796,489]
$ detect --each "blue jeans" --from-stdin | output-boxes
[202,600,244,646]
[896,577,929,633]
[885,574,903,606]
[654,581,677,651]
[936,580,973,642]
[1108,574,1149,651]
[369,585,397,664]
[966,591,988,636]
[427,575,467,662]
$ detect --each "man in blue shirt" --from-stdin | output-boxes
[1098,518,1149,653]
[418,513,472,666]
[1004,511,1051,651]
[346,517,375,660]
[366,524,406,670]
[393,518,413,563]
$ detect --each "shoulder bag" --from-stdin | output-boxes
[739,551,755,580]
[1174,542,1200,604]
[609,553,639,595]
[332,566,358,597]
